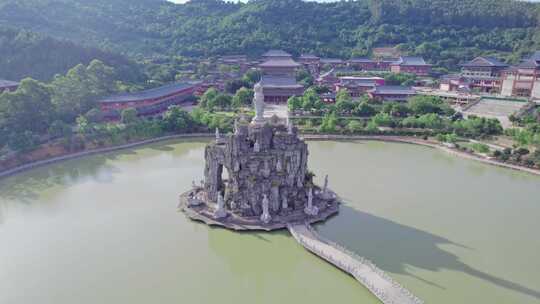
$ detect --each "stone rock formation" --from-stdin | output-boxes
[179,81,339,231]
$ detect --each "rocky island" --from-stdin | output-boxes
[179,82,340,231]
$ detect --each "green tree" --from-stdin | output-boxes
[199,88,218,109]
[372,113,394,127]
[319,112,338,133]
[347,120,363,133]
[121,108,139,125]
[302,88,321,111]
[48,120,73,139]
[161,106,194,132]
[288,96,303,112]
[0,78,54,135]
[50,60,116,122]
[232,87,253,108]
[353,102,376,117]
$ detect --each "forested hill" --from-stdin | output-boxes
[1,0,540,73]
[0,28,145,82]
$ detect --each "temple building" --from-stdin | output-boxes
[390,56,432,76]
[320,58,345,69]
[315,69,339,88]
[259,50,304,103]
[98,81,199,119]
[439,74,471,92]
[219,55,250,73]
[0,79,19,93]
[367,85,416,102]
[348,58,377,71]
[501,51,540,98]
[335,76,385,98]
[460,56,508,93]
[298,54,321,75]
[372,46,401,59]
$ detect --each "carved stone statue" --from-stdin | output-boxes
[304,187,319,216]
[323,175,329,194]
[254,139,261,153]
[252,82,265,124]
[215,128,221,144]
[260,194,271,224]
[287,117,294,135]
[214,193,227,219]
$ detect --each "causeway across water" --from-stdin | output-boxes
[288,223,423,304]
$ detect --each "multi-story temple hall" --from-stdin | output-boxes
[179,82,339,230]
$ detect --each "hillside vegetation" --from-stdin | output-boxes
[0,0,539,75]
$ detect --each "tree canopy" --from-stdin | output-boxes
[0,0,538,73]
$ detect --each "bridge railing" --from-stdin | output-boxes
[288,223,424,304]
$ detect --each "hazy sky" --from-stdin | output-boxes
[169,0,540,3]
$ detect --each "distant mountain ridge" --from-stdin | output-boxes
[0,0,539,73]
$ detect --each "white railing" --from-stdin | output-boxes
[288,222,424,304]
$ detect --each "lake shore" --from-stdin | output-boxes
[1,133,539,180]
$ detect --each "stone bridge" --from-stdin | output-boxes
[288,223,423,304]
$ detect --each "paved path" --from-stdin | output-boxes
[288,223,423,304]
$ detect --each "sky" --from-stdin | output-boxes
[169,0,338,3]
[168,0,540,2]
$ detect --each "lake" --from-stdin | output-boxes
[1,139,539,304]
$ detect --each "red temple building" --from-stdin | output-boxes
[315,69,339,88]
[501,51,540,99]
[439,74,471,92]
[367,85,416,102]
[390,56,432,76]
[298,54,321,75]
[320,58,345,69]
[335,76,385,98]
[259,50,304,103]
[98,82,200,119]
[0,79,19,93]
[460,57,508,93]
[348,58,378,71]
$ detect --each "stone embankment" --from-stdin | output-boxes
[0,133,213,179]
[288,222,423,304]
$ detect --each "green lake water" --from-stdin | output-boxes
[0,139,539,304]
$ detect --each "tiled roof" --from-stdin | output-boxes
[0,79,19,88]
[369,85,416,95]
[299,54,320,60]
[349,58,375,63]
[530,51,540,62]
[99,82,198,103]
[260,75,303,88]
[461,56,508,67]
[393,56,430,66]
[320,58,344,64]
[262,50,292,58]
[259,58,301,68]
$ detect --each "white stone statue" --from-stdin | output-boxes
[254,139,260,153]
[252,82,265,124]
[214,193,227,219]
[215,127,221,144]
[234,120,239,134]
[276,158,283,172]
[282,195,288,210]
[260,194,271,224]
[304,187,319,216]
[323,174,329,194]
[287,117,294,135]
